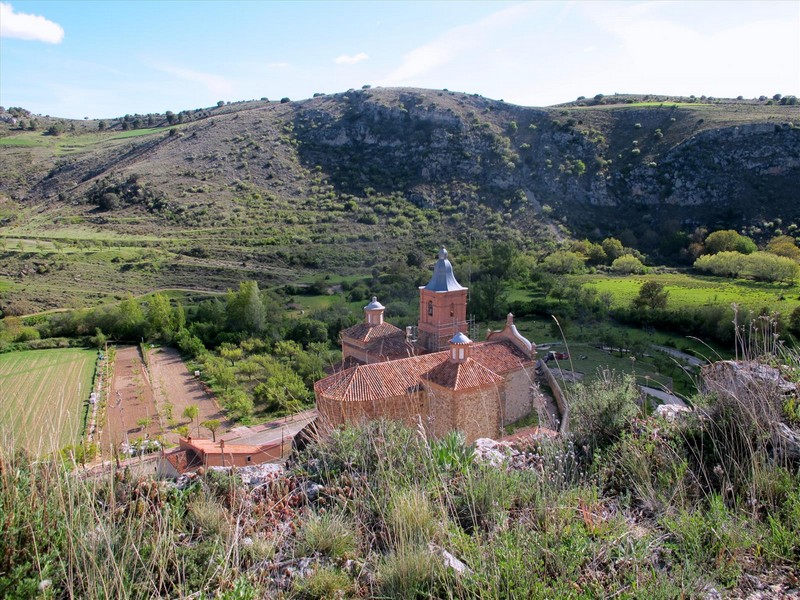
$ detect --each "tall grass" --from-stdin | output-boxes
[2,329,799,598]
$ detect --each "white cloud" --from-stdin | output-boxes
[154,64,234,96]
[381,4,533,85]
[334,52,369,65]
[0,2,64,43]
[267,62,289,69]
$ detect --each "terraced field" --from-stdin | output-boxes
[0,348,97,452]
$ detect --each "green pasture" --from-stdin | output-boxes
[0,127,167,156]
[575,272,800,315]
[0,348,97,452]
[110,128,165,139]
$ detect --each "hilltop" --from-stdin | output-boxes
[0,88,798,313]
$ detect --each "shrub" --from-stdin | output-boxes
[611,254,646,274]
[570,371,639,452]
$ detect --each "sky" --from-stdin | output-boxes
[1,0,798,119]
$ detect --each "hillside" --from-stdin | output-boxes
[0,88,798,313]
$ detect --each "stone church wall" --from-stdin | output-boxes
[502,366,536,425]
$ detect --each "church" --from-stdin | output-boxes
[314,247,538,442]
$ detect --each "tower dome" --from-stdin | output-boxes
[423,247,465,292]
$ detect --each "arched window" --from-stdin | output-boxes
[428,301,433,316]
[450,303,455,317]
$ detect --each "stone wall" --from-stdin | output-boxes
[317,392,428,429]
[501,366,536,425]
[454,386,502,443]
[425,382,502,443]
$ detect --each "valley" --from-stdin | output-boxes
[1,88,799,599]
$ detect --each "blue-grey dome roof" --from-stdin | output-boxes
[364,296,385,311]
[450,332,472,345]
[423,247,466,292]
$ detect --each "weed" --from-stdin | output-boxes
[293,566,355,599]
[300,511,357,559]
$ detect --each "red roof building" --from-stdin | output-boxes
[317,248,537,442]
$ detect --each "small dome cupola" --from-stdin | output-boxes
[449,331,473,363]
[364,296,385,326]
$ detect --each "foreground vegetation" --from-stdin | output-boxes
[3,330,799,598]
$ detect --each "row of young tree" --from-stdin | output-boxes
[0,281,355,423]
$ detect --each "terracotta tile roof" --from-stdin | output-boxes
[164,449,202,474]
[471,341,533,374]
[184,438,273,456]
[422,357,504,391]
[316,352,444,402]
[317,339,532,403]
[340,321,404,344]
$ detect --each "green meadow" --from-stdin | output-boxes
[575,272,800,315]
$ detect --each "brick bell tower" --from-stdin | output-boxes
[418,247,469,352]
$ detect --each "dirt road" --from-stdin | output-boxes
[147,346,230,443]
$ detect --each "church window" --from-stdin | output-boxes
[450,303,454,317]
[428,301,433,316]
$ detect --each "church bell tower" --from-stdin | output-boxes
[418,247,468,352]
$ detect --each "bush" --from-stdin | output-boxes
[611,254,646,274]
[570,371,639,452]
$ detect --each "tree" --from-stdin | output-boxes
[745,252,799,283]
[165,111,176,125]
[601,238,624,262]
[216,100,225,107]
[766,235,800,261]
[542,251,586,274]
[632,281,669,310]
[91,328,107,348]
[136,417,151,431]
[694,251,748,278]
[99,192,120,211]
[704,230,756,255]
[202,419,221,442]
[226,389,254,421]
[46,122,65,136]
[175,425,190,438]
[226,281,265,333]
[182,405,199,435]
[146,293,173,339]
[219,343,244,366]
[611,254,646,274]
[118,295,145,339]
[173,302,186,331]
[469,275,509,320]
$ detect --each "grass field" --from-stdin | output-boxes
[575,272,800,315]
[0,348,97,452]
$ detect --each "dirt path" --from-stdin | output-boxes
[102,345,157,452]
[147,346,231,443]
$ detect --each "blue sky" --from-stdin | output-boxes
[1,1,798,119]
